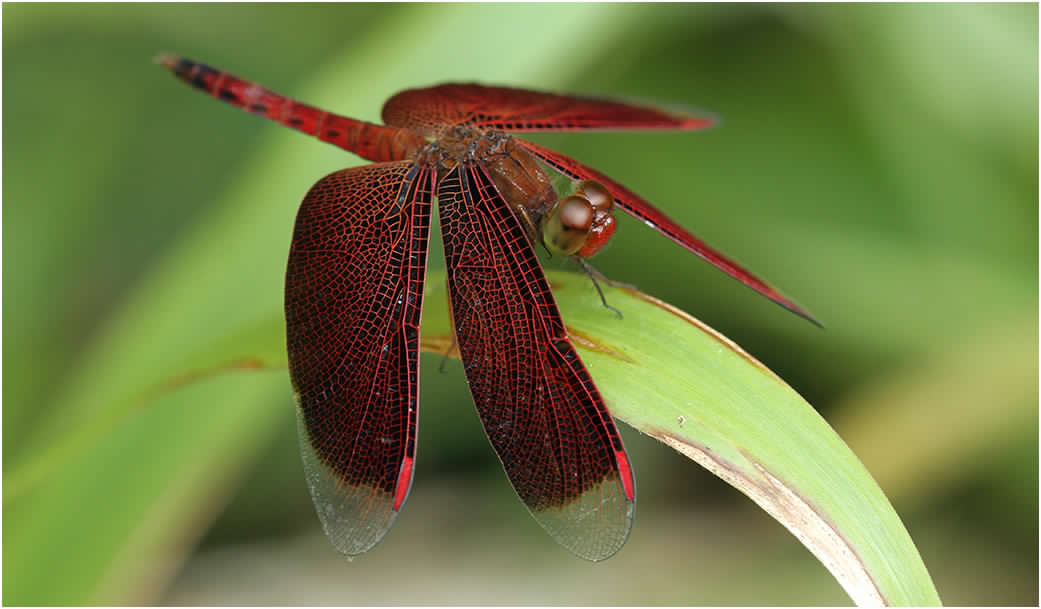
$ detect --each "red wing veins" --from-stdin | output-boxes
[286,161,434,555]
[437,162,635,562]
[382,83,714,136]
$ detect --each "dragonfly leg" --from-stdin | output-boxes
[578,258,637,291]
[577,259,624,319]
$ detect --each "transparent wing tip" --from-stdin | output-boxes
[528,474,635,562]
[296,407,399,556]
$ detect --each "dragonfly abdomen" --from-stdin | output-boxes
[158,54,426,163]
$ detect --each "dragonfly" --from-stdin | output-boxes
[160,55,816,562]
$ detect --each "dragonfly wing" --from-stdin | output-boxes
[382,83,714,136]
[516,139,820,325]
[437,162,636,561]
[286,161,435,555]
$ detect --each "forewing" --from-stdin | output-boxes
[382,83,714,137]
[437,162,636,561]
[516,139,820,325]
[286,161,434,555]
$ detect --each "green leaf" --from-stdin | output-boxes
[533,272,942,606]
[10,269,940,606]
[428,271,942,606]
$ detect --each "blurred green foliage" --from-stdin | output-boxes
[3,3,1036,605]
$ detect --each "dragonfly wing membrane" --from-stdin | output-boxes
[286,161,434,555]
[437,163,635,561]
[382,83,714,136]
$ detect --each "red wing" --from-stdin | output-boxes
[437,162,636,561]
[381,83,714,137]
[286,161,434,555]
[516,139,821,326]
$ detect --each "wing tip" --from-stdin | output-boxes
[677,114,719,130]
[748,282,822,328]
[775,297,824,328]
[527,475,636,562]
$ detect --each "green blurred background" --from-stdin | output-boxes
[4,3,1037,605]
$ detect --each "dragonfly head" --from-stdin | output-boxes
[541,180,616,258]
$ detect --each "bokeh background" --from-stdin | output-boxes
[4,3,1037,605]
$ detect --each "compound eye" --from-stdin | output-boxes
[542,195,594,256]
[576,180,614,212]
[558,195,595,232]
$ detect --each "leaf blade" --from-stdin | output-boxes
[424,270,941,605]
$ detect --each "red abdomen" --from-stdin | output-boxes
[160,55,427,163]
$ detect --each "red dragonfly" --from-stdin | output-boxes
[161,55,816,562]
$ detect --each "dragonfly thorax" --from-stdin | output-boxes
[423,129,617,259]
